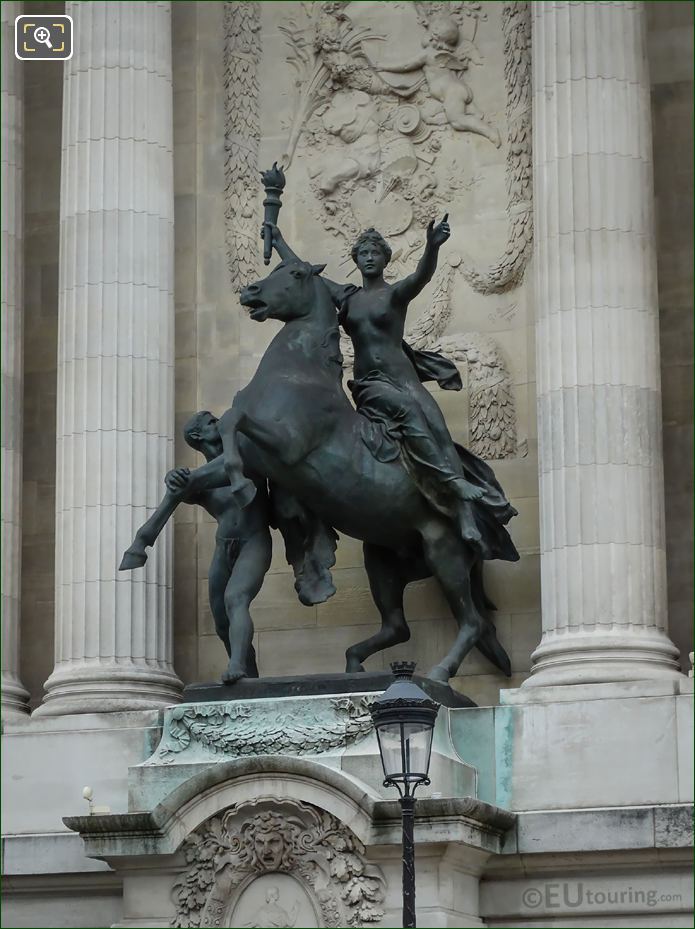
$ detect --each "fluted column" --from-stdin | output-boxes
[527,1,681,686]
[1,1,31,720]
[37,1,182,714]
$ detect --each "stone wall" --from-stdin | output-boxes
[648,1,694,672]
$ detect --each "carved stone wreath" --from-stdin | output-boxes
[171,800,386,928]
[147,696,375,765]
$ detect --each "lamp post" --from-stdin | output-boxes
[370,661,440,929]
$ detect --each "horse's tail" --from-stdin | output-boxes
[470,558,497,613]
[269,483,338,606]
[471,559,512,677]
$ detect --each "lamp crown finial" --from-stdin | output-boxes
[390,660,416,679]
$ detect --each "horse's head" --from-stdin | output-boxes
[239,260,328,323]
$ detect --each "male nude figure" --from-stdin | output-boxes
[120,411,271,684]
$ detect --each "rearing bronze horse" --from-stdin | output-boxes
[147,258,517,685]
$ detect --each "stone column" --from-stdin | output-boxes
[37,1,182,714]
[527,0,681,686]
[1,1,31,720]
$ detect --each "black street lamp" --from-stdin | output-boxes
[370,661,440,929]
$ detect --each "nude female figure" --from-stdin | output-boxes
[267,218,516,556]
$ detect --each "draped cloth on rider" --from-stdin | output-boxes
[339,291,518,563]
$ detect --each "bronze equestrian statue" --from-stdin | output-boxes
[122,170,518,687]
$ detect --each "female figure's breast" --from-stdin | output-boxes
[344,292,412,381]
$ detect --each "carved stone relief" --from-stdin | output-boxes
[147,696,374,765]
[171,800,386,928]
[222,2,530,459]
[279,1,531,294]
[232,875,318,927]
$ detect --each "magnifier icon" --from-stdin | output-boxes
[34,25,53,49]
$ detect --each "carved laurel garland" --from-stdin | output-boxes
[403,264,456,353]
[171,801,386,928]
[151,697,374,764]
[433,332,518,460]
[223,1,261,288]
[458,1,532,294]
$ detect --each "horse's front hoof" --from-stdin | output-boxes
[427,664,451,684]
[345,650,365,674]
[222,664,248,685]
[119,547,147,570]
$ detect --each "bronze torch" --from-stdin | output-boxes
[261,162,286,265]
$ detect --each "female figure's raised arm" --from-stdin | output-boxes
[392,214,450,306]
[266,223,303,264]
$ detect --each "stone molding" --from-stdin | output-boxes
[64,755,514,860]
[499,803,694,857]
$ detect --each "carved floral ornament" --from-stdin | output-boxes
[223,2,530,460]
[171,800,386,928]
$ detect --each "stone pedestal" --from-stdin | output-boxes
[128,691,477,810]
[37,1,182,715]
[63,690,512,928]
[1,0,30,720]
[527,0,682,687]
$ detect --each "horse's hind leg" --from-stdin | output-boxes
[345,543,410,673]
[420,520,486,684]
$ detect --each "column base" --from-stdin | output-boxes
[34,663,183,716]
[523,627,683,688]
[1,674,31,721]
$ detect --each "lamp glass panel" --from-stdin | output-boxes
[402,721,434,777]
[376,719,434,780]
[376,723,404,779]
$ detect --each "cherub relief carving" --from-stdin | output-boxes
[309,90,381,195]
[362,3,501,146]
